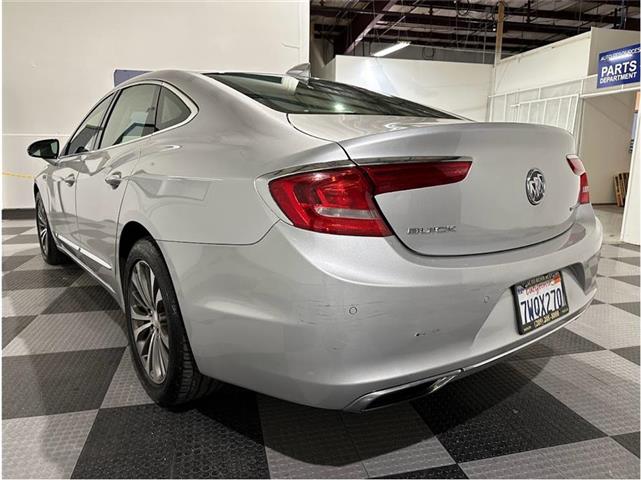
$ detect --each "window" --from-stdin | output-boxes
[156,87,191,130]
[100,85,159,148]
[205,73,458,118]
[65,94,114,155]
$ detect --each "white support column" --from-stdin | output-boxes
[622,111,640,245]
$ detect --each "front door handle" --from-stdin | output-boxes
[62,174,75,186]
[105,171,122,189]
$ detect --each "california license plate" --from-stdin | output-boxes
[513,271,569,335]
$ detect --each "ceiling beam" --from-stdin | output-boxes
[363,35,538,52]
[336,0,399,55]
[315,24,547,48]
[311,5,640,33]
[400,1,638,23]
[314,32,529,53]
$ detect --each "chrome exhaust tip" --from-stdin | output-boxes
[344,370,462,413]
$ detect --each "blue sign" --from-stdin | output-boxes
[114,69,149,86]
[597,43,640,89]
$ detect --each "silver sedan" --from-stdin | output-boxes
[28,68,602,411]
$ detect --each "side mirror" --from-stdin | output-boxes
[28,139,59,164]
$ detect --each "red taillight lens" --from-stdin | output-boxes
[578,173,590,204]
[269,168,391,236]
[567,154,590,204]
[269,161,472,236]
[363,161,472,194]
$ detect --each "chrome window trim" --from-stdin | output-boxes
[56,233,112,270]
[61,91,117,158]
[58,80,198,160]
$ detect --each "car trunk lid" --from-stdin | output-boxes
[289,115,580,256]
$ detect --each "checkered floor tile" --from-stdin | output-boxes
[2,207,639,479]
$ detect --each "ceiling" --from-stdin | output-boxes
[311,0,641,58]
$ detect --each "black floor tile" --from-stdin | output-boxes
[618,243,641,252]
[2,347,124,419]
[412,362,605,463]
[612,302,640,317]
[611,275,641,287]
[3,234,39,244]
[617,257,641,267]
[3,268,83,290]
[2,255,36,272]
[613,432,640,458]
[513,328,604,360]
[380,464,468,479]
[3,226,33,236]
[2,315,37,348]
[72,386,269,479]
[43,286,120,313]
[612,346,640,366]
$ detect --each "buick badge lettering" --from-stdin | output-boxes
[526,169,545,205]
[407,225,456,235]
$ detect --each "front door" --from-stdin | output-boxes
[47,157,81,243]
[49,92,115,246]
[75,83,159,291]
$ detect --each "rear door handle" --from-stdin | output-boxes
[62,174,75,186]
[105,171,122,189]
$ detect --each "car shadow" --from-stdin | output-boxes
[176,354,551,467]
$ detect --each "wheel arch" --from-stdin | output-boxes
[118,220,154,286]
[115,218,184,318]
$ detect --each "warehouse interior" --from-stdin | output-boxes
[2,1,640,479]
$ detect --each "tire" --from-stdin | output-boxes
[35,192,69,265]
[124,237,219,406]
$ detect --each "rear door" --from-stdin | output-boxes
[74,83,160,290]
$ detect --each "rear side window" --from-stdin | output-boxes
[65,93,114,155]
[156,87,191,130]
[205,73,457,118]
[100,84,159,148]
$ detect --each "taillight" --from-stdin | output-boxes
[567,154,590,204]
[268,161,472,236]
[362,161,472,194]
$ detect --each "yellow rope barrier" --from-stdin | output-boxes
[2,172,34,180]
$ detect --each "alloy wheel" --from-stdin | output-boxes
[36,200,48,255]
[129,260,170,384]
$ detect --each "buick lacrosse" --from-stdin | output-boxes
[29,68,602,411]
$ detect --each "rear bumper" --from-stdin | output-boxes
[159,205,602,410]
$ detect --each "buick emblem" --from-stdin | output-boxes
[526,169,545,205]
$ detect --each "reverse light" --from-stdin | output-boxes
[269,161,472,236]
[566,154,590,204]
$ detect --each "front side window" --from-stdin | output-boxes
[205,73,458,118]
[100,85,159,148]
[65,94,114,155]
[156,87,191,130]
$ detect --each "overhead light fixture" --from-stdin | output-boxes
[372,41,411,57]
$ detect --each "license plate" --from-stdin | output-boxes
[513,271,569,335]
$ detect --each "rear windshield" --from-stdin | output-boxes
[204,72,457,118]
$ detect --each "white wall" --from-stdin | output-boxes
[329,55,493,121]
[3,1,309,209]
[578,92,636,204]
[493,32,591,95]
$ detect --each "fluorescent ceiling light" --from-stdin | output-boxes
[372,41,411,57]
